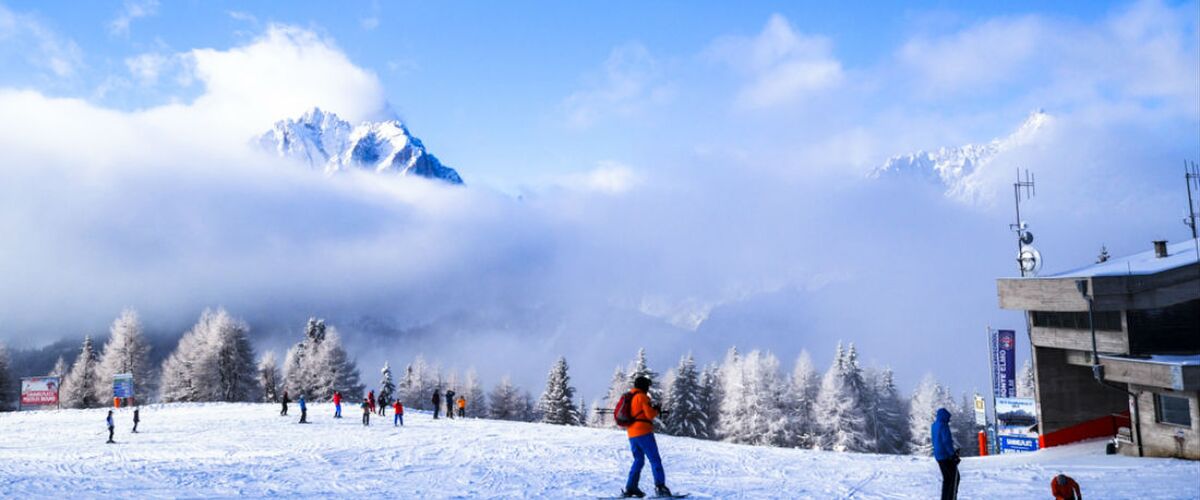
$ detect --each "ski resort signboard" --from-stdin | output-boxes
[113,373,134,399]
[996,397,1039,453]
[19,376,60,409]
[991,329,1016,398]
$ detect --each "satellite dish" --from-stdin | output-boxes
[1021,231,1034,245]
[1019,245,1043,276]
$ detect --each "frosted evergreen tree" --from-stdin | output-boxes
[787,350,820,448]
[159,308,258,403]
[282,318,362,400]
[378,362,395,406]
[814,343,873,452]
[50,356,68,378]
[463,369,486,417]
[697,363,722,440]
[627,348,662,401]
[588,397,608,427]
[538,356,582,425]
[662,354,706,438]
[0,342,11,410]
[718,349,789,446]
[62,336,101,408]
[399,356,437,410]
[1017,358,1036,399]
[907,373,955,456]
[258,352,281,402]
[94,309,153,404]
[953,392,979,457]
[488,376,525,421]
[871,368,910,454]
[589,366,628,428]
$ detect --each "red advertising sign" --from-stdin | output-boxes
[20,377,60,407]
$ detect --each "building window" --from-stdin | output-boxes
[1031,310,1121,331]
[1154,393,1192,427]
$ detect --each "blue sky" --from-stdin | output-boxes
[0,1,1197,395]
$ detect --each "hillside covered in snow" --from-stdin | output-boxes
[258,108,464,184]
[1,403,1196,498]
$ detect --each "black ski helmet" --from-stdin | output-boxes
[634,376,652,391]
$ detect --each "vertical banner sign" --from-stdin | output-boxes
[974,394,987,426]
[113,373,134,399]
[992,329,1017,398]
[20,377,60,409]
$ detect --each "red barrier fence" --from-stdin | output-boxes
[1039,412,1131,448]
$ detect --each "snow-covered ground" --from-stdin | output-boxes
[1,403,1196,498]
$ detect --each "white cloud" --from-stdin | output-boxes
[228,11,258,24]
[0,3,83,77]
[109,0,158,37]
[707,14,844,109]
[562,42,675,128]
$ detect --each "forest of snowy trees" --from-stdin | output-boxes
[0,308,988,458]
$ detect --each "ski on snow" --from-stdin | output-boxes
[597,494,688,499]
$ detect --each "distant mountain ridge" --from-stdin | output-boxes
[258,108,463,184]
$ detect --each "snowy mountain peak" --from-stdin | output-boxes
[871,110,1052,195]
[258,108,464,184]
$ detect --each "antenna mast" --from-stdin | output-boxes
[1010,169,1037,276]
[1185,160,1199,241]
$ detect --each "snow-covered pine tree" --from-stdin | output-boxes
[662,354,706,438]
[62,335,101,408]
[488,376,524,421]
[307,327,363,400]
[1017,358,1036,399]
[590,366,628,427]
[953,392,978,457]
[521,389,537,422]
[50,355,68,378]
[814,343,874,452]
[587,397,607,427]
[258,352,281,402]
[871,368,910,454]
[463,369,486,417]
[697,363,722,440]
[282,318,323,399]
[627,348,662,402]
[159,308,258,403]
[0,342,12,410]
[538,356,582,425]
[94,309,153,405]
[378,362,395,406]
[718,349,789,446]
[907,373,955,455]
[787,350,820,448]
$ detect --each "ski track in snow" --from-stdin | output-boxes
[1,403,1197,499]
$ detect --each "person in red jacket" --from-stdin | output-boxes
[393,400,404,426]
[1051,474,1082,500]
[367,390,376,415]
[332,391,342,419]
[622,376,672,498]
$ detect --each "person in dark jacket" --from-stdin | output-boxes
[378,394,388,417]
[106,410,115,444]
[298,394,308,423]
[445,389,456,419]
[281,390,290,416]
[132,407,140,433]
[432,389,441,419]
[1051,474,1082,500]
[361,398,371,426]
[931,407,959,500]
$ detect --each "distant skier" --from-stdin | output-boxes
[445,389,456,419]
[432,389,441,419]
[298,394,308,424]
[617,376,673,498]
[378,393,388,417]
[367,390,376,415]
[457,396,466,418]
[931,407,960,500]
[361,398,371,426]
[281,390,290,416]
[132,407,140,433]
[333,391,342,418]
[106,410,115,444]
[1051,473,1082,500]
[393,400,404,426]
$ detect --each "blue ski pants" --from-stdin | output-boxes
[335,403,341,418]
[394,413,403,426]
[626,433,665,491]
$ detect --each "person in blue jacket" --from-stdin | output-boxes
[931,408,960,500]
[298,394,308,424]
[106,410,115,444]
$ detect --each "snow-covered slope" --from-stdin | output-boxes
[1,403,1196,498]
[872,110,1050,199]
[258,108,464,184]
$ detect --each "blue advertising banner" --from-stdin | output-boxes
[992,329,1016,398]
[113,373,134,399]
[998,435,1039,453]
